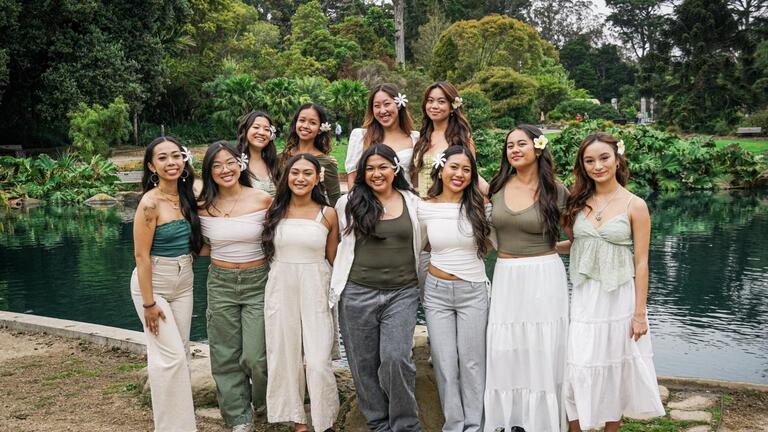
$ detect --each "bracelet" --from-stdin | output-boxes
[143,301,157,309]
[632,317,647,324]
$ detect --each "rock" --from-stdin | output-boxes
[138,343,217,407]
[195,408,222,420]
[659,385,670,403]
[670,409,713,422]
[115,191,141,205]
[84,193,117,206]
[668,394,717,410]
[683,426,711,432]
[413,325,429,349]
[22,197,43,208]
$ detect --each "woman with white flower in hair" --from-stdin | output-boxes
[198,141,273,432]
[561,132,664,432]
[411,81,487,196]
[237,111,280,196]
[344,83,419,189]
[484,125,570,432]
[281,103,341,206]
[333,144,424,432]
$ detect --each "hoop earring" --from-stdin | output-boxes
[150,172,159,187]
[180,169,189,183]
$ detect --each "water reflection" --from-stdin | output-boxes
[1,190,767,383]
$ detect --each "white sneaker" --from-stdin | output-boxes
[232,423,254,432]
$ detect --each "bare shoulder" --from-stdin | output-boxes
[244,187,272,210]
[627,192,649,220]
[322,205,338,229]
[136,192,159,225]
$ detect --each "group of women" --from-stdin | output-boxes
[131,81,665,432]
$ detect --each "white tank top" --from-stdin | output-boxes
[417,201,489,283]
[273,209,329,264]
[200,210,266,262]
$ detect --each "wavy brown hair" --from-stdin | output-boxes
[236,111,280,184]
[280,103,332,166]
[563,132,630,228]
[488,124,562,246]
[361,83,415,149]
[411,81,473,181]
[427,146,490,258]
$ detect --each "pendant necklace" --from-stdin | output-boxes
[158,188,180,210]
[594,186,622,221]
[220,189,243,217]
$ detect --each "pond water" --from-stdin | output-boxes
[1,190,767,384]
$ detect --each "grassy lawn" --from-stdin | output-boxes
[714,138,768,153]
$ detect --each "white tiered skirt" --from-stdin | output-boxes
[563,278,665,430]
[484,255,569,432]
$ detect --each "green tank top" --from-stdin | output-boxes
[150,219,191,257]
[348,197,417,289]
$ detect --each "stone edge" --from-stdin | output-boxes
[2,311,768,393]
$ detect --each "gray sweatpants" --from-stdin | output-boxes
[423,273,489,432]
[339,281,421,432]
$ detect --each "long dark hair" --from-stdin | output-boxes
[141,136,202,255]
[236,111,280,184]
[489,124,561,245]
[281,103,332,165]
[412,81,473,181]
[345,143,415,240]
[198,140,251,215]
[362,83,415,149]
[262,153,328,261]
[563,132,630,228]
[427,146,490,258]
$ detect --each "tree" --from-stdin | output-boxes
[524,0,601,48]
[560,35,636,103]
[68,97,131,157]
[606,0,671,60]
[729,0,768,28]
[332,7,396,60]
[463,66,538,122]
[326,80,369,132]
[431,15,558,83]
[394,0,406,65]
[411,2,450,68]
[0,0,20,104]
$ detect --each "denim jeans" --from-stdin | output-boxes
[339,281,421,432]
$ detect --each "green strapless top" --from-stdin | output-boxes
[151,219,191,257]
[570,212,634,291]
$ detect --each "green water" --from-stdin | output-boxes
[1,190,767,383]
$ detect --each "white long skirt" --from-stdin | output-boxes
[563,278,665,430]
[484,255,569,432]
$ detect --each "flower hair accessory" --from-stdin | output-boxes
[533,135,548,150]
[451,96,463,110]
[392,156,402,174]
[432,152,447,169]
[320,122,332,132]
[181,146,193,163]
[238,153,249,171]
[319,166,326,182]
[270,125,277,141]
[394,93,408,108]
[616,140,625,155]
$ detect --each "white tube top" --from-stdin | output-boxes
[200,210,266,262]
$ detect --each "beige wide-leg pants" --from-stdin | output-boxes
[264,261,339,431]
[130,255,196,432]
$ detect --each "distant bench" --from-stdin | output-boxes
[736,127,763,136]
[0,145,24,157]
[117,171,143,184]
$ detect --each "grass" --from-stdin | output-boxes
[713,138,768,153]
[44,367,102,381]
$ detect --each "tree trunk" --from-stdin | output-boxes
[394,0,405,65]
[133,111,139,146]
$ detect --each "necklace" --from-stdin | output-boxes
[593,186,622,221]
[219,188,243,217]
[157,188,180,210]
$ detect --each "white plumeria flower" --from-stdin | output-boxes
[451,96,463,110]
[238,153,249,171]
[181,146,193,163]
[270,125,277,141]
[616,140,625,155]
[392,156,402,174]
[394,93,408,108]
[320,122,332,132]
[319,166,326,182]
[432,152,447,170]
[533,135,548,150]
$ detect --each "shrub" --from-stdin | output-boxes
[741,110,768,132]
[460,89,493,130]
[473,128,507,179]
[494,117,516,130]
[68,97,131,157]
[549,99,622,122]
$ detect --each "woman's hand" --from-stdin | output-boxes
[144,304,166,336]
[631,316,648,341]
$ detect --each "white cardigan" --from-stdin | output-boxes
[329,189,424,307]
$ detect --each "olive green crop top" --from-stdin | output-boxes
[150,219,191,257]
[491,183,569,256]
